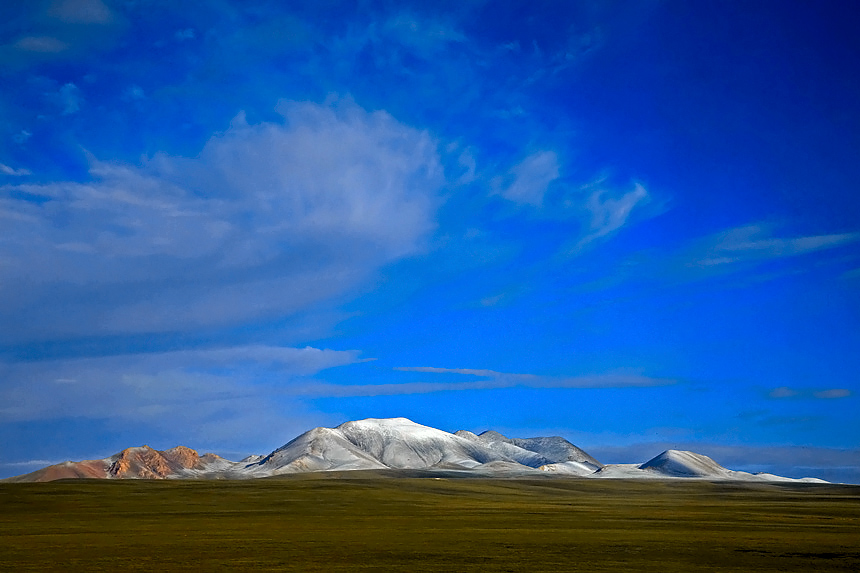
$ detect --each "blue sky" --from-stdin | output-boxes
[1,0,858,482]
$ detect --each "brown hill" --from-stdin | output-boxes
[4,445,228,482]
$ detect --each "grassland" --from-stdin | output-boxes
[1,472,859,571]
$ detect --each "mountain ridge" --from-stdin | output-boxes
[2,417,828,483]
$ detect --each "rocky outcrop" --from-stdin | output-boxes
[107,445,225,478]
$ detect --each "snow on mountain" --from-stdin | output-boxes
[455,430,603,470]
[1,418,829,483]
[244,426,388,475]
[538,461,603,476]
[590,450,828,483]
[639,449,730,478]
[334,418,490,469]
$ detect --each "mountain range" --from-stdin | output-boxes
[2,417,827,483]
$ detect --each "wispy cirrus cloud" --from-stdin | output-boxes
[315,9,650,253]
[56,82,82,114]
[0,164,31,176]
[492,152,651,250]
[381,13,466,55]
[275,366,672,399]
[47,0,114,25]
[292,374,672,398]
[357,365,676,395]
[396,366,515,377]
[768,386,852,400]
[689,224,860,269]
[814,389,852,399]
[495,150,560,207]
[575,182,649,249]
[583,223,860,294]
[12,36,69,53]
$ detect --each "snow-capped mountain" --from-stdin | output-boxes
[2,417,827,483]
[587,449,825,482]
[242,417,603,477]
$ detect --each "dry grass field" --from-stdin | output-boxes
[1,473,858,571]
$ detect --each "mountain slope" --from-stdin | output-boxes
[455,429,603,469]
[639,450,730,477]
[245,426,388,475]
[3,445,239,482]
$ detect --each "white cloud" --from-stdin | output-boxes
[0,164,31,176]
[769,386,852,400]
[574,182,649,249]
[330,13,466,68]
[14,130,32,144]
[13,36,69,53]
[492,154,651,250]
[769,386,799,398]
[383,14,465,55]
[479,293,505,307]
[383,365,673,394]
[455,147,477,185]
[814,389,852,399]
[0,98,444,340]
[497,150,560,206]
[600,222,860,290]
[175,28,195,41]
[395,366,507,377]
[58,82,82,114]
[691,225,860,268]
[48,0,113,24]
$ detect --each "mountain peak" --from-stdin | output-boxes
[337,417,420,428]
[477,430,510,442]
[108,445,205,479]
[639,450,729,478]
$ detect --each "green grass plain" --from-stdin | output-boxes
[1,473,859,571]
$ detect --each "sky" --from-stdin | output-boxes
[1,0,858,483]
